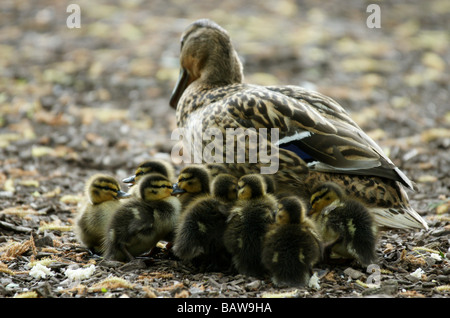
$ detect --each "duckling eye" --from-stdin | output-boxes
[178,175,193,183]
[95,185,118,193]
[151,184,172,189]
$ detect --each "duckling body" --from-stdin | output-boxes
[172,173,237,271]
[223,174,277,277]
[123,159,175,196]
[75,174,130,254]
[309,182,378,266]
[169,18,427,231]
[262,196,322,287]
[104,174,181,262]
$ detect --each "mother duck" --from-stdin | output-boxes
[169,19,428,230]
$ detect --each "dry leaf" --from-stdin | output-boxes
[0,205,38,216]
[14,291,39,298]
[59,194,83,204]
[18,179,40,188]
[89,277,135,292]
[0,240,32,260]
[38,220,72,232]
[4,179,15,192]
[417,175,438,183]
[399,290,425,298]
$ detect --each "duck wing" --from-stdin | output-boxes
[196,84,414,190]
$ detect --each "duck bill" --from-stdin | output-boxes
[171,183,186,195]
[169,68,190,109]
[122,175,136,187]
[117,190,131,199]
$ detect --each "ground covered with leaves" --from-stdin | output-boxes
[0,0,449,299]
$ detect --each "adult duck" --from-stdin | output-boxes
[169,19,428,230]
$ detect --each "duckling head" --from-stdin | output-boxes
[123,159,174,186]
[170,19,243,109]
[309,182,345,216]
[276,197,306,225]
[172,165,211,196]
[237,174,266,200]
[211,173,238,202]
[86,174,130,205]
[205,163,229,178]
[137,173,174,201]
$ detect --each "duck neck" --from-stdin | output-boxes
[199,49,243,88]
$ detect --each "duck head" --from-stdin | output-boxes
[309,182,345,216]
[276,197,305,225]
[138,174,174,201]
[172,165,211,196]
[86,174,130,205]
[170,19,244,109]
[211,173,238,202]
[123,160,174,187]
[237,174,266,200]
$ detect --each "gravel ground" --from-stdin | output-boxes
[0,0,449,302]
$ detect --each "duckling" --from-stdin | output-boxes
[172,165,211,210]
[204,163,277,194]
[123,159,175,196]
[172,173,238,271]
[205,163,230,179]
[103,173,181,262]
[211,173,239,203]
[262,196,322,287]
[309,182,378,267]
[223,174,277,277]
[170,18,428,230]
[75,174,130,254]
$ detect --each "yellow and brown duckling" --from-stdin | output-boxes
[172,165,211,210]
[262,196,322,287]
[223,174,277,277]
[123,159,175,196]
[103,173,181,262]
[75,174,130,254]
[172,173,238,272]
[169,18,427,231]
[309,182,378,267]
